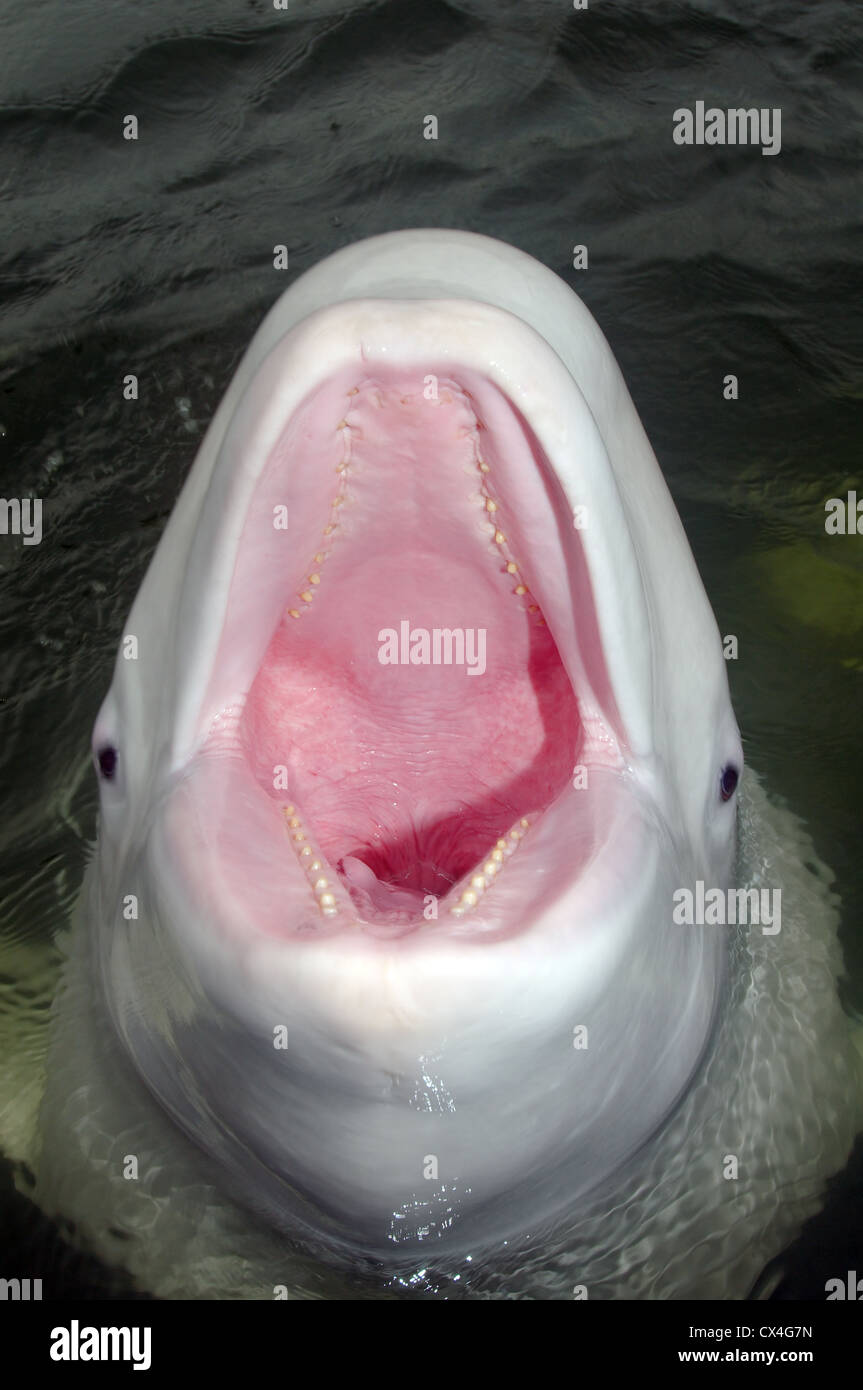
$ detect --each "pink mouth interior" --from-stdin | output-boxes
[224,370,585,923]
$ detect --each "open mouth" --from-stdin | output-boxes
[237,370,581,927]
[189,339,626,938]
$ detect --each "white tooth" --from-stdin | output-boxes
[449,820,531,915]
[283,808,341,917]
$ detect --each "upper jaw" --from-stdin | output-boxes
[170,297,654,780]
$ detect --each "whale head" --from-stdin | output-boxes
[89,229,742,1257]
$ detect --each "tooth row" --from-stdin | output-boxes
[450,387,543,623]
[287,393,361,621]
[449,818,531,917]
[282,804,339,916]
[287,383,542,628]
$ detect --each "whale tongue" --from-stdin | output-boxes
[338,855,434,916]
[237,375,582,924]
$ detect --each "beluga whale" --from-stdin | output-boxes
[85,229,743,1259]
[81,228,743,1262]
[14,229,859,1301]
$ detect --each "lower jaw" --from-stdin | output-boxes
[279,795,536,927]
[159,743,622,948]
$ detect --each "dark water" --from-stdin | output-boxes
[1,0,861,1298]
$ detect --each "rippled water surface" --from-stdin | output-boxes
[1,0,861,1298]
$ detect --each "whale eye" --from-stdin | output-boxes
[97,744,118,780]
[720,764,739,802]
